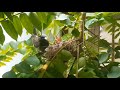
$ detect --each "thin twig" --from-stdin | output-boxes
[76,44,79,78]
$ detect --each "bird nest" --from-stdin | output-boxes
[44,39,81,60]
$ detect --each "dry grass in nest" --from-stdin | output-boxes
[44,39,81,60]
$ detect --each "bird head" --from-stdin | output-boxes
[40,35,46,39]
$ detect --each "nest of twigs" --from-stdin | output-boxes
[44,39,82,60]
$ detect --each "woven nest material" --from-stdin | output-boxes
[44,39,81,60]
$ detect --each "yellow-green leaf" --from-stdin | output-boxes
[3,56,12,62]
[46,20,60,36]
[0,62,6,67]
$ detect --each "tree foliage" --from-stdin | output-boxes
[1,12,120,78]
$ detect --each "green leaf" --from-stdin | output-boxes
[0,26,5,45]
[115,51,120,59]
[25,38,33,46]
[68,15,75,21]
[46,20,61,36]
[57,50,73,62]
[9,41,18,50]
[1,20,18,40]
[114,28,119,32]
[106,62,120,71]
[108,26,115,33]
[107,66,120,78]
[85,40,99,57]
[44,72,55,78]
[115,46,120,51]
[72,28,80,37]
[2,71,17,78]
[44,61,65,78]
[0,55,6,60]
[1,43,10,50]
[4,12,13,21]
[98,52,109,63]
[47,14,55,23]
[103,14,116,23]
[107,47,113,54]
[25,56,40,66]
[6,51,16,56]
[112,13,120,20]
[102,12,111,16]
[0,12,4,20]
[78,57,86,68]
[115,32,120,39]
[86,58,99,69]
[20,13,34,34]
[61,19,71,26]
[36,12,47,24]
[18,47,26,55]
[78,67,97,78]
[105,24,113,31]
[13,15,22,36]
[53,58,67,74]
[116,22,120,28]
[99,39,110,48]
[3,56,13,62]
[42,14,55,30]
[29,12,42,31]
[85,18,98,29]
[61,34,72,41]
[15,61,32,73]
[0,12,4,18]
[18,73,35,78]
[21,50,32,61]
